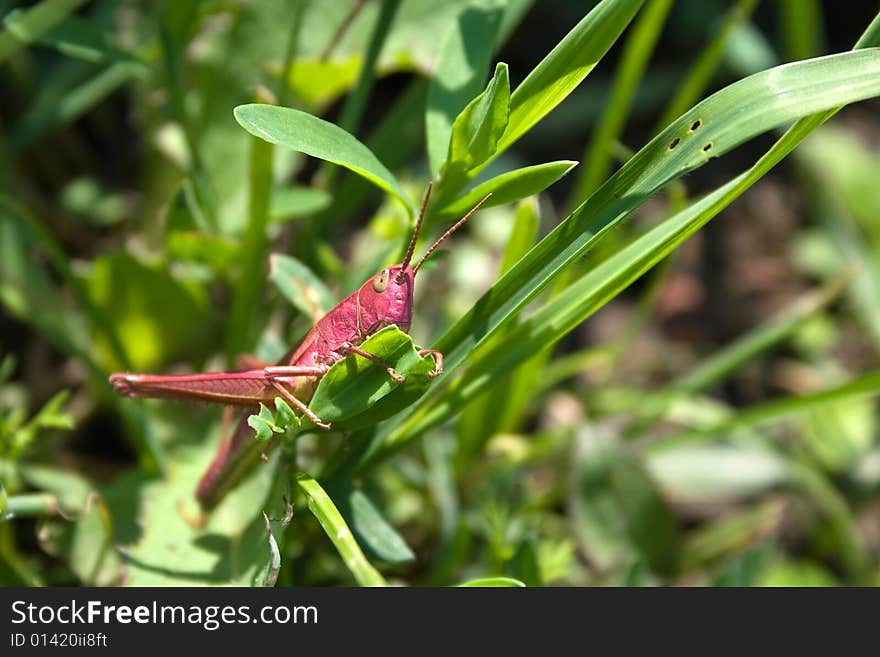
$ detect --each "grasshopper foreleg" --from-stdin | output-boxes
[337,342,405,383]
[268,379,332,430]
[263,365,332,430]
[418,349,443,378]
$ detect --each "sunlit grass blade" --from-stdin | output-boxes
[436,160,577,218]
[358,48,880,459]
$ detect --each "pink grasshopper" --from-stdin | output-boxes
[110,187,490,511]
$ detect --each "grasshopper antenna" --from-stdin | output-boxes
[412,193,492,276]
[396,183,432,282]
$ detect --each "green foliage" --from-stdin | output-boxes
[2,0,880,588]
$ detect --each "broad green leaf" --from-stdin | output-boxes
[438,160,577,218]
[248,404,280,442]
[121,444,282,586]
[426,2,505,175]
[496,0,646,155]
[269,254,336,322]
[458,576,526,587]
[234,104,413,216]
[296,474,386,587]
[447,62,510,173]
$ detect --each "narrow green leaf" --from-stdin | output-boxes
[447,62,510,173]
[426,2,505,175]
[438,160,577,218]
[234,104,414,215]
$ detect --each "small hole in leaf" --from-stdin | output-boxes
[669,137,680,150]
[702,142,713,152]
[690,119,702,131]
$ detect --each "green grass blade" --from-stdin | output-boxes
[425,2,504,175]
[495,0,646,156]
[573,0,673,203]
[446,62,510,175]
[296,473,386,586]
[235,104,414,216]
[0,0,88,63]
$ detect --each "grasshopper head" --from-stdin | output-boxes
[358,185,491,334]
[359,264,414,333]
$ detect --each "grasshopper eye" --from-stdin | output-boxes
[372,269,390,292]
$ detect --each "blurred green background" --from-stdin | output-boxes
[1,0,880,586]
